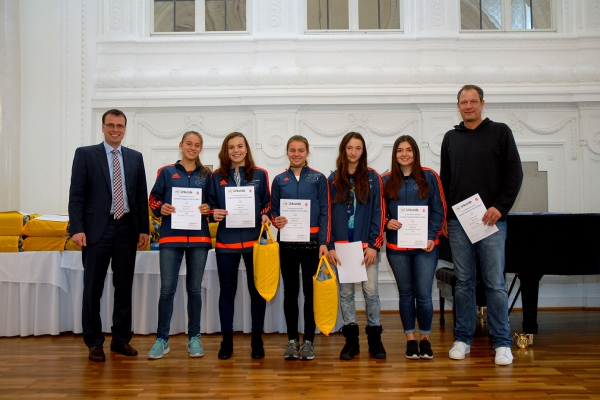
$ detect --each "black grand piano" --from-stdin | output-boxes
[505,213,600,334]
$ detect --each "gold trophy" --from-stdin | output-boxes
[513,332,533,348]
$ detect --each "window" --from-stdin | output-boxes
[153,0,246,33]
[307,0,401,31]
[460,0,553,31]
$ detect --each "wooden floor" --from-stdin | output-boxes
[1,309,599,399]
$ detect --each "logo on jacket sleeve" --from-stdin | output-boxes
[172,173,180,179]
[220,179,227,185]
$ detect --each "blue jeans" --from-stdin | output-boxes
[386,248,438,335]
[338,254,381,327]
[447,219,511,348]
[157,246,209,341]
[216,251,266,333]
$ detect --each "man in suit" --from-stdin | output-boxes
[69,109,149,362]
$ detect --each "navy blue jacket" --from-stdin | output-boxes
[327,168,384,251]
[68,143,149,244]
[270,166,331,246]
[382,168,446,253]
[149,161,212,248]
[207,167,271,253]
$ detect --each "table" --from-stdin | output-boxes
[1,250,343,337]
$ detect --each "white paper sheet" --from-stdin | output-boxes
[171,188,202,230]
[334,241,368,283]
[279,199,311,242]
[452,193,499,244]
[397,206,428,248]
[224,187,256,228]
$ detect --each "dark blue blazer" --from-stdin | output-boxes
[68,143,149,244]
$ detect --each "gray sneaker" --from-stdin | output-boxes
[299,340,314,361]
[284,339,300,360]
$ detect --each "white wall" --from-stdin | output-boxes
[15,0,600,309]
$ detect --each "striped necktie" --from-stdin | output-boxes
[112,149,125,219]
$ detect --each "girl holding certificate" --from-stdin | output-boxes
[382,135,446,360]
[147,131,212,359]
[327,132,386,360]
[271,135,330,361]
[208,132,271,360]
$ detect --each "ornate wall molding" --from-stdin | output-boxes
[508,113,577,159]
[137,117,253,150]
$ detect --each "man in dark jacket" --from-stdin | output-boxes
[441,85,523,366]
[69,109,149,362]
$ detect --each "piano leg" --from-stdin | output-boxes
[517,273,544,335]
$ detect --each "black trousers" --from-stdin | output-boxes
[81,214,138,348]
[279,242,320,342]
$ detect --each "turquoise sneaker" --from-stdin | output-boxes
[148,338,170,360]
[188,334,204,358]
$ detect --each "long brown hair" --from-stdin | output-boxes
[333,132,370,204]
[217,132,256,182]
[384,135,429,200]
[180,131,209,179]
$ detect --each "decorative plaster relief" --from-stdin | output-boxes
[429,0,445,28]
[137,117,253,150]
[508,113,578,160]
[589,0,600,27]
[587,116,600,154]
[429,116,454,156]
[262,118,288,159]
[299,114,418,143]
[268,0,282,28]
[108,0,124,32]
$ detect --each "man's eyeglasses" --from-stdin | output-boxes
[104,123,126,130]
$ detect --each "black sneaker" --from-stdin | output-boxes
[406,340,419,359]
[419,339,433,359]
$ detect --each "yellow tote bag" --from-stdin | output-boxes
[253,223,280,301]
[313,256,339,336]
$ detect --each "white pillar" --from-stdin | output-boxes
[0,0,21,210]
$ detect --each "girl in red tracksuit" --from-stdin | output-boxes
[147,131,212,360]
[271,135,330,361]
[207,132,271,360]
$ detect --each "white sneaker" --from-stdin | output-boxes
[449,341,470,360]
[495,346,513,365]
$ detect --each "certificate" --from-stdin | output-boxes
[452,193,499,244]
[225,187,256,228]
[279,199,311,242]
[171,188,202,230]
[397,206,428,248]
[334,241,368,283]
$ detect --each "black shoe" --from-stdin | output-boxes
[218,333,234,360]
[88,345,105,362]
[110,341,138,356]
[251,331,265,360]
[365,325,387,359]
[340,324,360,360]
[419,339,434,359]
[406,340,420,359]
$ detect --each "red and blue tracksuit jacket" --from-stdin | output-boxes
[207,166,271,253]
[270,166,331,246]
[327,168,385,251]
[149,161,212,248]
[382,168,447,254]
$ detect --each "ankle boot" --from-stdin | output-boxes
[340,323,360,360]
[365,325,386,359]
[251,331,265,359]
[218,332,234,360]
